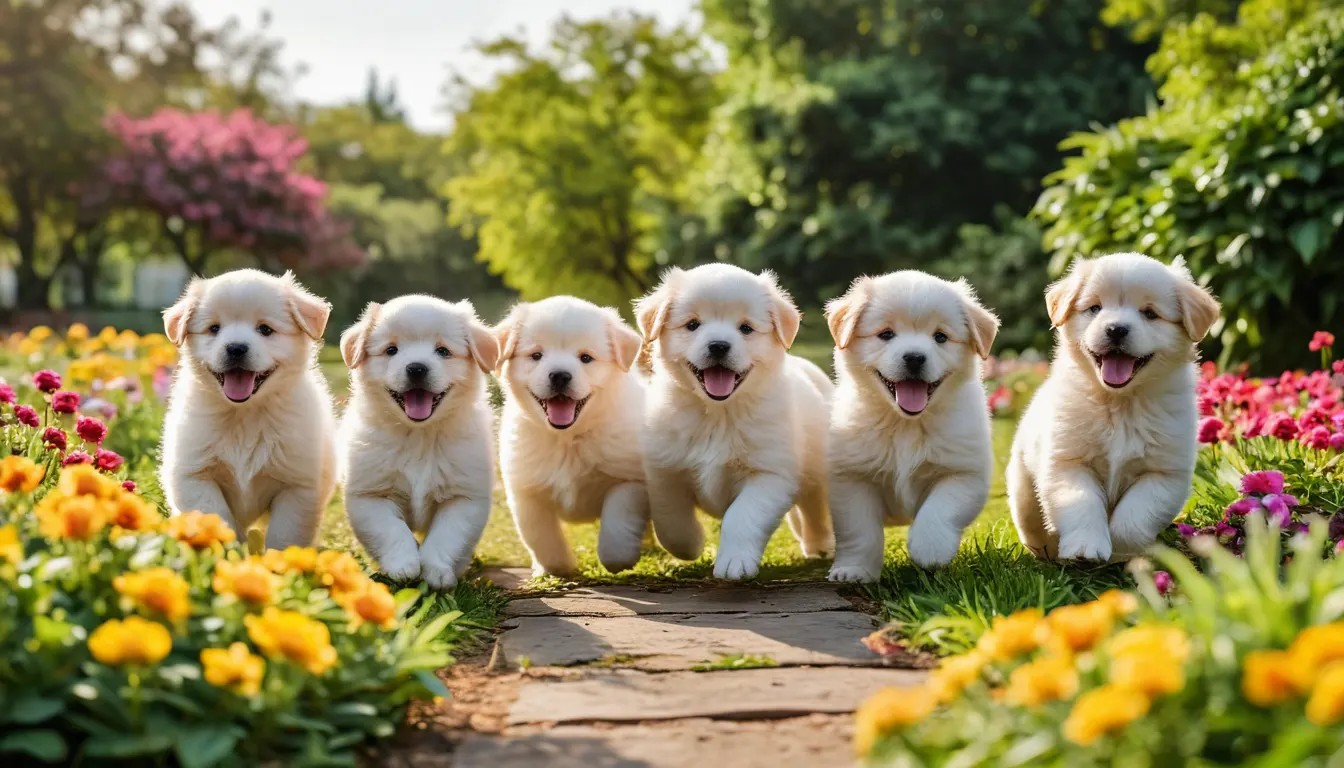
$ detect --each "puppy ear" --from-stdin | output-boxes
[1045,259,1092,328]
[340,302,380,369]
[163,278,205,346]
[282,272,332,341]
[825,276,871,350]
[492,303,528,373]
[634,268,682,342]
[460,301,500,374]
[605,309,643,372]
[954,279,1001,359]
[1171,265,1221,341]
[761,270,801,349]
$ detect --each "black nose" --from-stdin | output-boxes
[549,370,572,390]
[225,343,248,359]
[1105,324,1130,342]
[406,362,429,380]
[707,341,731,359]
[903,352,926,372]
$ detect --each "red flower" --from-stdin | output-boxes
[61,451,93,466]
[94,449,124,472]
[75,416,107,445]
[1334,360,1344,374]
[121,480,137,493]
[42,427,68,452]
[1197,395,1216,417]
[32,369,61,393]
[1153,571,1174,596]
[1197,417,1225,444]
[1331,433,1344,451]
[1309,331,1336,352]
[1266,413,1300,441]
[1304,425,1332,450]
[0,383,14,404]
[50,390,80,414]
[14,405,40,428]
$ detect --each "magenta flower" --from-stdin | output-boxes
[42,427,68,452]
[1333,412,1344,432]
[0,383,14,404]
[1240,470,1286,496]
[1331,433,1344,451]
[1304,425,1332,450]
[1197,417,1225,444]
[75,416,107,445]
[1153,571,1174,596]
[121,480,137,493]
[14,405,39,428]
[1176,523,1197,537]
[32,369,61,393]
[61,451,93,466]
[1266,413,1300,440]
[1309,331,1336,352]
[94,449,124,473]
[50,390,80,414]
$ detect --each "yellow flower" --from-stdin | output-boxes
[316,550,368,595]
[212,557,278,605]
[166,511,237,549]
[853,685,939,756]
[929,651,987,703]
[17,337,41,356]
[88,616,173,666]
[262,546,319,574]
[337,580,398,629]
[0,524,21,564]
[108,492,160,533]
[1242,650,1298,707]
[57,465,118,500]
[1062,684,1150,745]
[201,643,266,696]
[114,568,192,622]
[29,325,54,343]
[97,326,118,345]
[113,329,140,350]
[66,323,90,343]
[1286,623,1344,692]
[36,494,107,540]
[1005,655,1080,708]
[977,608,1044,661]
[1108,648,1185,698]
[1097,590,1139,617]
[1042,601,1115,655]
[0,456,45,493]
[1107,625,1190,663]
[244,607,338,675]
[1306,664,1344,726]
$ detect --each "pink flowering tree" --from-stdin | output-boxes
[96,108,365,274]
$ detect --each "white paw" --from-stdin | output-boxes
[420,562,460,592]
[713,553,760,581]
[378,551,422,583]
[907,523,963,569]
[655,527,705,561]
[1057,529,1113,562]
[828,564,880,583]
[598,535,643,574]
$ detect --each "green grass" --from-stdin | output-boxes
[691,653,780,672]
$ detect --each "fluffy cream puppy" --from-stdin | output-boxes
[636,263,834,580]
[338,296,500,590]
[1008,252,1220,561]
[825,272,1000,582]
[495,296,648,576]
[160,269,336,548]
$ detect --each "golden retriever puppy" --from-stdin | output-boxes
[337,296,499,590]
[825,271,1000,582]
[635,263,834,580]
[495,296,648,576]
[1008,253,1220,561]
[160,269,336,548]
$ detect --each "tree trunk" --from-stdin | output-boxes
[8,176,51,310]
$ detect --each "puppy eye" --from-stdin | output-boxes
[1087,304,1102,315]
[877,329,895,341]
[257,324,274,337]
[579,353,594,364]
[207,324,220,335]
[385,345,398,356]
[933,331,949,344]
[739,324,754,336]
[530,351,543,361]
[686,320,700,332]
[1142,308,1160,321]
[436,346,452,358]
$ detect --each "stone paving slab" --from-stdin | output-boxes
[454,714,855,768]
[508,666,926,724]
[500,611,879,670]
[502,584,852,618]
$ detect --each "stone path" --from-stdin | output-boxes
[433,569,928,768]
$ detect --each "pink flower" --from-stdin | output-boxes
[32,369,61,393]
[61,451,93,466]
[94,449,124,472]
[1266,413,1299,441]
[1334,360,1344,375]
[1240,470,1286,496]
[121,480,137,493]
[1153,571,1174,596]
[0,383,14,404]
[1227,498,1261,517]
[1304,425,1333,450]
[42,427,68,451]
[75,416,107,445]
[1197,417,1225,444]
[50,390,80,414]
[14,405,39,428]
[1197,395,1216,417]
[1332,412,1344,432]
[1309,331,1336,352]
[1331,433,1344,451]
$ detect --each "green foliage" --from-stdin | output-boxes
[692,653,780,672]
[1037,1,1344,368]
[938,210,1053,352]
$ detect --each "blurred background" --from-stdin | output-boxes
[1,0,1341,371]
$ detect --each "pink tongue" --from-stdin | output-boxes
[702,367,738,398]
[546,397,577,427]
[222,370,257,402]
[1101,355,1137,387]
[894,380,929,413]
[403,389,434,420]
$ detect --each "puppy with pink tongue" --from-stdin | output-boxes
[337,296,500,590]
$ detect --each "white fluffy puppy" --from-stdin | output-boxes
[1008,253,1220,561]
[338,296,500,590]
[825,272,1000,582]
[636,263,834,580]
[495,296,648,576]
[160,269,336,548]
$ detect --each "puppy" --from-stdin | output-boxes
[636,263,834,580]
[338,296,499,590]
[160,269,336,549]
[1008,253,1220,561]
[495,296,649,576]
[825,272,1000,582]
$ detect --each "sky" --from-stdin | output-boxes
[186,1,696,132]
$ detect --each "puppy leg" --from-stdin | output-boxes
[715,472,795,581]
[1007,453,1053,558]
[908,473,987,569]
[828,478,886,583]
[511,488,578,578]
[169,475,236,533]
[597,482,649,574]
[1109,471,1191,558]
[788,477,834,558]
[266,485,326,549]
[647,466,704,561]
[421,496,492,591]
[346,494,422,582]
[1040,464,1111,562]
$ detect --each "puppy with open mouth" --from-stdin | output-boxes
[825,271,1001,582]
[495,296,649,576]
[636,263,834,581]
[160,269,337,549]
[337,296,499,590]
[1008,253,1221,562]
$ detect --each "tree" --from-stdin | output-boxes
[1035,0,1344,367]
[98,108,365,276]
[442,13,719,307]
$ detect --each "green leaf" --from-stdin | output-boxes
[415,669,451,699]
[83,733,176,758]
[1288,218,1327,263]
[175,725,242,768]
[0,730,67,762]
[7,693,64,725]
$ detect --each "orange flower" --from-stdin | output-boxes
[1242,650,1298,707]
[1005,655,1080,708]
[0,456,44,493]
[114,567,192,621]
[244,608,338,675]
[35,494,106,540]
[977,608,1044,661]
[1062,684,1149,745]
[0,524,21,565]
[213,557,278,605]
[166,511,237,549]
[316,550,367,595]
[1042,601,1115,655]
[57,464,116,499]
[107,492,160,533]
[929,652,987,703]
[337,580,398,629]
[1097,590,1139,617]
[201,643,266,696]
[1286,623,1344,692]
[1306,664,1344,726]
[262,546,319,574]
[88,617,172,666]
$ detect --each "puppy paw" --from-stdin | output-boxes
[656,528,705,562]
[420,562,460,592]
[907,523,963,569]
[377,551,422,583]
[531,560,579,579]
[799,534,836,559]
[828,564,880,583]
[597,536,643,574]
[713,554,760,581]
[1057,531,1113,563]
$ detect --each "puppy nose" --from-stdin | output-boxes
[903,352,926,372]
[549,370,572,390]
[707,341,731,359]
[225,343,248,359]
[1105,324,1130,342]
[406,362,429,380]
